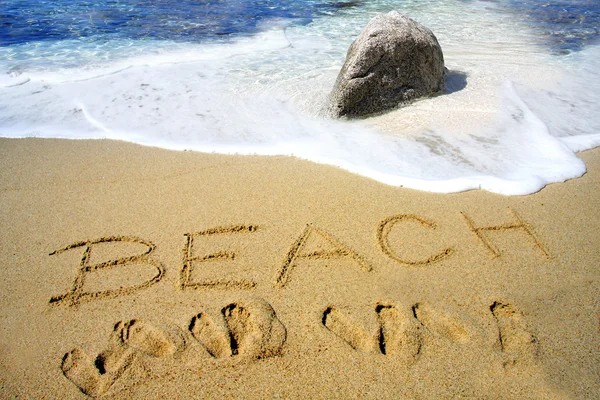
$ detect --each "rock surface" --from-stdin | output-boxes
[326,11,445,118]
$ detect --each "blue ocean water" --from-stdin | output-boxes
[508,0,600,53]
[2,0,598,50]
[1,0,599,194]
[0,0,348,45]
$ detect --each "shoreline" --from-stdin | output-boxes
[1,137,599,398]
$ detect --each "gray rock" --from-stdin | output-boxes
[326,11,445,118]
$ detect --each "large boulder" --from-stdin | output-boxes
[326,11,445,118]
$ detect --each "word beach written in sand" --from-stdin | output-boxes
[48,208,550,308]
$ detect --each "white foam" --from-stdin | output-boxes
[560,135,600,153]
[1,1,599,195]
[0,73,30,87]
[1,30,292,85]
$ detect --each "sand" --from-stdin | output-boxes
[0,137,599,399]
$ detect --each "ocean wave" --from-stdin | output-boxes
[1,0,599,195]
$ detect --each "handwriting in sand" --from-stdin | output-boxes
[48,208,550,308]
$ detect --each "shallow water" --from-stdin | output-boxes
[1,0,599,194]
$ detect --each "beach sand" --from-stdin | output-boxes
[0,137,598,399]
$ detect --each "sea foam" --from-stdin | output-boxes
[0,0,598,195]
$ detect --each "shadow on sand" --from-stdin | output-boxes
[445,70,468,94]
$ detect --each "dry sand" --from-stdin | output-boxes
[0,137,599,399]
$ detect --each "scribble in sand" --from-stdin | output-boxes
[62,320,186,397]
[491,301,539,368]
[181,225,258,290]
[275,224,372,288]
[49,236,164,307]
[462,208,551,259]
[377,214,454,265]
[189,297,286,359]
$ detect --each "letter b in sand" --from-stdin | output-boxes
[49,236,164,307]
